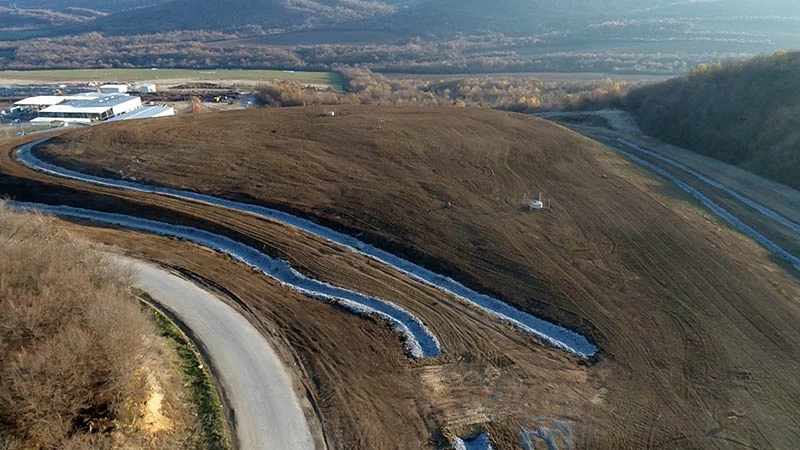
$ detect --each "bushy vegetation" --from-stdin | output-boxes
[0,205,158,449]
[625,51,800,189]
[254,67,632,109]
[0,7,103,28]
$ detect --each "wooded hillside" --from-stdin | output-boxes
[626,51,800,190]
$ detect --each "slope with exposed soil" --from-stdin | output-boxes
[6,106,800,449]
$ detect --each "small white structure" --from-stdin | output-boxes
[99,84,128,94]
[525,192,551,211]
[530,192,544,210]
[323,110,336,117]
[137,83,157,94]
[31,94,142,124]
[106,105,175,122]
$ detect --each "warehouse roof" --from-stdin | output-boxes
[14,93,103,107]
[40,94,139,114]
[106,105,175,122]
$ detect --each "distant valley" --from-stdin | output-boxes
[1,0,799,73]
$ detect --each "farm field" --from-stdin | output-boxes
[4,106,800,449]
[0,68,343,89]
[381,71,674,83]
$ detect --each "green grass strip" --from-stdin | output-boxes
[150,306,233,450]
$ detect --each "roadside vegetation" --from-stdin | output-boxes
[147,305,230,450]
[0,204,219,449]
[624,50,800,190]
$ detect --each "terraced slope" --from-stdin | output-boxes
[10,106,800,449]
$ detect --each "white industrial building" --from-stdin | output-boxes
[16,92,175,125]
[29,94,142,124]
[14,94,104,111]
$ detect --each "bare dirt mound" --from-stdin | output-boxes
[21,106,800,449]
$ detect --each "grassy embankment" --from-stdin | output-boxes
[147,305,230,450]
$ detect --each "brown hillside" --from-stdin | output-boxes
[31,106,800,449]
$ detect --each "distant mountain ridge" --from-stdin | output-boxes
[9,0,800,39]
[11,0,169,12]
[80,0,397,35]
[84,0,623,35]
[369,0,603,36]
[3,0,800,75]
[73,0,800,37]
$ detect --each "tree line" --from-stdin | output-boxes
[0,29,728,74]
[623,51,800,190]
[254,67,633,111]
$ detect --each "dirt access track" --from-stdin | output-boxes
[2,105,800,449]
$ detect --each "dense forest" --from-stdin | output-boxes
[625,51,800,190]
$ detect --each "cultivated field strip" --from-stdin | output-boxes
[9,201,441,358]
[18,139,598,358]
[608,142,800,272]
[616,138,800,236]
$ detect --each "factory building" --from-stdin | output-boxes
[15,92,175,125]
[14,94,104,111]
[29,94,142,124]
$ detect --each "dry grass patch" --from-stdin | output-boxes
[0,204,209,449]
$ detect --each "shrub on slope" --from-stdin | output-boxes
[625,51,800,190]
[0,204,157,449]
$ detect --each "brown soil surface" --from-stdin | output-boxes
[3,105,800,449]
[557,115,800,261]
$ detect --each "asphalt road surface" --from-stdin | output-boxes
[129,259,315,450]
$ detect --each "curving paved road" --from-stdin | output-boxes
[129,258,316,450]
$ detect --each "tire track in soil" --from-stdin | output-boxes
[12,107,800,449]
[1,136,600,449]
[18,138,599,358]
